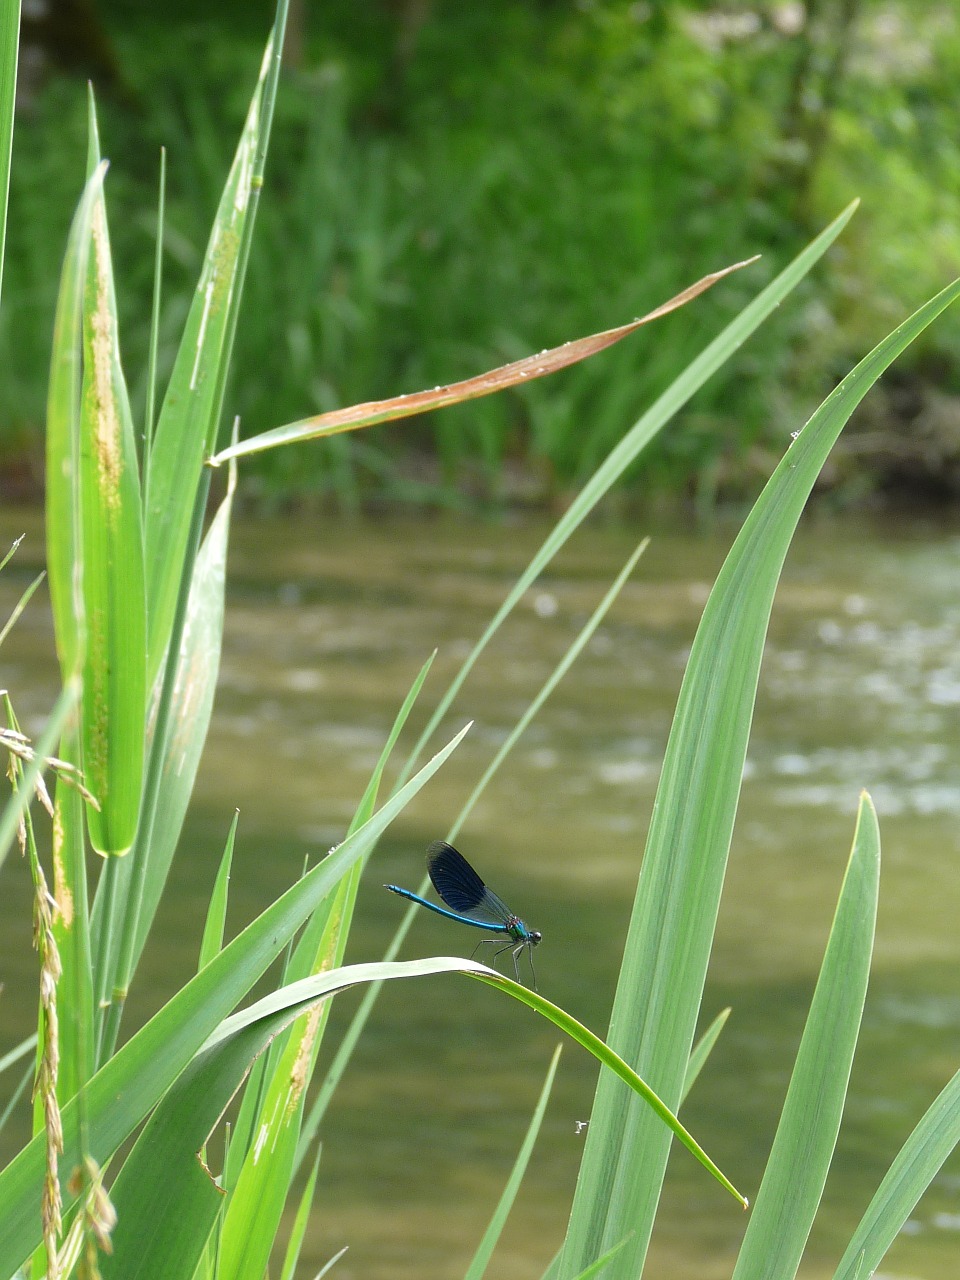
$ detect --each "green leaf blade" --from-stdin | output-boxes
[218,652,437,1273]
[143,40,274,689]
[465,1045,563,1280]
[732,793,881,1280]
[682,1007,731,1106]
[198,810,240,971]
[45,162,107,683]
[138,464,236,960]
[78,184,147,856]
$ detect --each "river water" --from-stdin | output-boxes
[1,508,959,1279]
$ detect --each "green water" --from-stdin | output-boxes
[1,509,959,1279]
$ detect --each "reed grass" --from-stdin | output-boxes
[1,3,959,1278]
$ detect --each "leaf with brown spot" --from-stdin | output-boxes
[77,117,146,857]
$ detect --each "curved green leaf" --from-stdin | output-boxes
[103,950,742,1280]
[470,972,746,1206]
[104,958,495,1280]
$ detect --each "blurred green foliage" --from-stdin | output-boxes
[3,0,959,509]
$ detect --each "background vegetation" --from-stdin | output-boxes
[2,2,960,1276]
[5,0,960,510]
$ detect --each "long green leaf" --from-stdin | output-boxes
[78,118,146,856]
[138,456,236,962]
[453,540,648,837]
[731,792,880,1280]
[103,950,741,1280]
[94,451,237,1055]
[465,1045,563,1280]
[832,1064,960,1280]
[0,721,469,1272]
[468,973,746,1206]
[557,275,960,1280]
[143,20,283,689]
[45,162,107,684]
[541,1010,730,1280]
[279,1145,321,1280]
[36,167,105,1089]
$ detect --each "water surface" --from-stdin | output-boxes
[1,509,959,1279]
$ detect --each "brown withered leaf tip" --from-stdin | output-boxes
[209,254,759,464]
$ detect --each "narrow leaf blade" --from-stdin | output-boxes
[144,38,274,687]
[465,1045,563,1280]
[46,163,107,682]
[218,652,437,1274]
[198,810,239,970]
[731,793,881,1280]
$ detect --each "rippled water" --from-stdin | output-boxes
[1,509,959,1279]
